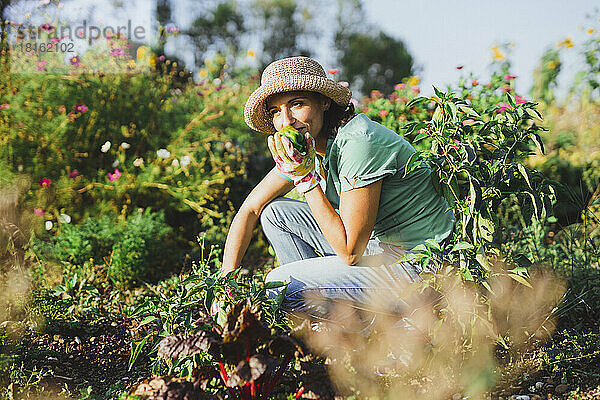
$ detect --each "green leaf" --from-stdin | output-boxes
[424,239,441,252]
[517,164,532,189]
[403,151,423,178]
[458,105,480,117]
[406,97,430,108]
[139,315,159,327]
[461,267,474,281]
[447,102,458,122]
[530,133,545,154]
[263,281,287,290]
[432,105,444,123]
[506,92,515,108]
[507,273,532,288]
[525,107,543,121]
[396,252,426,263]
[433,86,445,100]
[476,253,490,270]
[469,177,477,214]
[451,242,474,252]
[413,130,429,143]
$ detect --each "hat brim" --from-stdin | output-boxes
[244,75,352,134]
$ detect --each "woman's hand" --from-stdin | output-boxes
[268,131,321,194]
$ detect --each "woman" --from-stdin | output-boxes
[220,56,454,326]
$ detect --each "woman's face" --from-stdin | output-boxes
[267,91,331,137]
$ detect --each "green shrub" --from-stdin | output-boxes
[36,209,176,288]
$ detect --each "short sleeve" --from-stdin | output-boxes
[274,168,293,181]
[338,135,399,192]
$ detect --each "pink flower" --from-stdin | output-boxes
[456,65,463,70]
[40,23,54,32]
[504,74,517,81]
[501,85,512,93]
[69,169,79,178]
[361,107,370,113]
[38,178,51,188]
[411,86,420,95]
[349,98,359,108]
[462,119,475,126]
[166,26,179,33]
[34,208,45,216]
[157,55,165,61]
[472,79,479,86]
[515,95,528,104]
[399,96,409,103]
[370,90,384,99]
[70,56,81,66]
[394,83,406,90]
[388,93,399,102]
[37,60,47,71]
[109,48,125,56]
[327,68,339,75]
[0,104,9,110]
[108,168,121,182]
[338,81,349,87]
[379,110,389,118]
[50,37,60,44]
[74,104,88,113]
[18,122,24,127]
[496,102,511,113]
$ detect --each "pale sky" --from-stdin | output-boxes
[362,0,597,98]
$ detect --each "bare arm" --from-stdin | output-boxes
[304,179,382,265]
[221,167,294,274]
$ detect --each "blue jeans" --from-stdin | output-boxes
[260,197,442,327]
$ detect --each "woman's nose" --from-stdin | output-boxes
[280,107,295,127]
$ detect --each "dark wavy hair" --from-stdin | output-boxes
[319,95,356,139]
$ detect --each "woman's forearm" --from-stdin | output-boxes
[221,206,260,274]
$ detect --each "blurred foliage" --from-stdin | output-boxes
[334,0,414,96]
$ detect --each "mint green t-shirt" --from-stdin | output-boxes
[322,113,455,250]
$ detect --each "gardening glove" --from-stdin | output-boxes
[267,130,321,194]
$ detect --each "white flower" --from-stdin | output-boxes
[17,165,23,172]
[112,159,120,167]
[157,149,170,159]
[180,155,191,167]
[120,142,131,149]
[101,141,111,153]
[40,0,50,5]
[45,221,53,230]
[171,158,179,167]
[203,179,210,185]
[58,213,71,224]
[133,157,144,167]
[213,78,221,86]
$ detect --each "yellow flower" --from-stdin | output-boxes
[136,45,149,61]
[407,76,420,87]
[128,59,136,68]
[247,50,255,58]
[557,37,574,49]
[492,45,504,61]
[587,29,595,34]
[25,13,31,18]
[198,69,208,78]
[548,60,558,70]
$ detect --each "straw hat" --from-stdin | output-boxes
[244,56,352,134]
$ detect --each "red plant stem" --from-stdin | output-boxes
[250,381,256,397]
[295,386,305,399]
[262,355,292,398]
[218,362,238,399]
